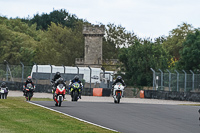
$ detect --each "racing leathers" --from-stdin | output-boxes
[69,78,83,99]
[23,80,35,96]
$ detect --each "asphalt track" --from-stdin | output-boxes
[31,100,200,133]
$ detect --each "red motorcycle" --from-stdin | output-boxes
[54,84,66,107]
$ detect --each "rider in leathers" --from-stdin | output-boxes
[69,75,83,99]
[0,82,8,91]
[111,76,126,95]
[51,72,61,93]
[23,76,35,96]
[54,78,67,97]
[54,77,67,106]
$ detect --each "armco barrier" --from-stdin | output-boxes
[92,88,111,96]
[82,88,93,96]
[93,88,103,96]
[102,88,111,96]
[143,90,200,102]
[140,90,144,98]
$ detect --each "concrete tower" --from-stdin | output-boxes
[75,24,105,67]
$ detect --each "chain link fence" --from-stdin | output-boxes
[153,69,200,92]
[0,63,113,95]
[148,68,200,102]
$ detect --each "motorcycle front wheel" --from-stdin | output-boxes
[27,92,32,101]
[58,95,62,107]
[72,91,78,102]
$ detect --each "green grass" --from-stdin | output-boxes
[0,97,115,133]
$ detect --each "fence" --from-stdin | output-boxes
[149,68,200,102]
[0,62,113,94]
[151,68,200,92]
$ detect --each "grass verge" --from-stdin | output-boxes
[0,97,115,133]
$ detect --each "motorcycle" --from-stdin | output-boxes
[70,82,81,101]
[113,82,125,104]
[0,87,8,99]
[54,84,66,107]
[24,83,34,101]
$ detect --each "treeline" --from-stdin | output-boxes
[0,9,200,87]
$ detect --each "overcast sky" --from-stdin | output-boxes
[0,0,200,39]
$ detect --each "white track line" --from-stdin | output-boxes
[28,101,118,132]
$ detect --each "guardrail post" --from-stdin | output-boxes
[88,66,92,89]
[166,69,171,91]
[158,69,163,90]
[34,63,38,86]
[175,70,179,92]
[150,68,156,90]
[182,70,187,92]
[62,65,65,74]
[189,70,194,91]
[62,65,65,81]
[4,60,9,81]
[76,65,79,75]
[49,64,52,82]
[20,61,24,83]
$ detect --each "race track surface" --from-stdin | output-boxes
[32,100,200,133]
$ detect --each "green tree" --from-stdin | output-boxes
[176,30,200,71]
[35,22,84,65]
[105,23,138,48]
[162,23,194,59]
[0,24,37,64]
[23,9,84,30]
[119,39,169,86]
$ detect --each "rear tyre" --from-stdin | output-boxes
[117,93,121,104]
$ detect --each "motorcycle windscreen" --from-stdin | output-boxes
[27,83,33,88]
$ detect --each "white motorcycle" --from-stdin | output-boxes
[54,84,66,107]
[0,87,9,99]
[113,82,125,103]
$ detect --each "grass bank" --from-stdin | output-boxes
[0,97,115,133]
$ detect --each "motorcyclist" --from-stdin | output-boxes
[51,72,61,93]
[111,76,126,95]
[52,72,61,83]
[0,82,8,91]
[54,77,67,99]
[69,75,83,99]
[23,76,35,96]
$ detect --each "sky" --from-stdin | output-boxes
[0,0,200,39]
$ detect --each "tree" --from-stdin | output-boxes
[0,24,37,64]
[119,40,169,86]
[105,23,138,48]
[23,9,84,30]
[35,22,84,65]
[162,23,194,60]
[176,30,200,71]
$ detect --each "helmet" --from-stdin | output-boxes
[116,76,122,80]
[1,82,6,87]
[56,72,60,76]
[27,76,32,82]
[74,75,79,80]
